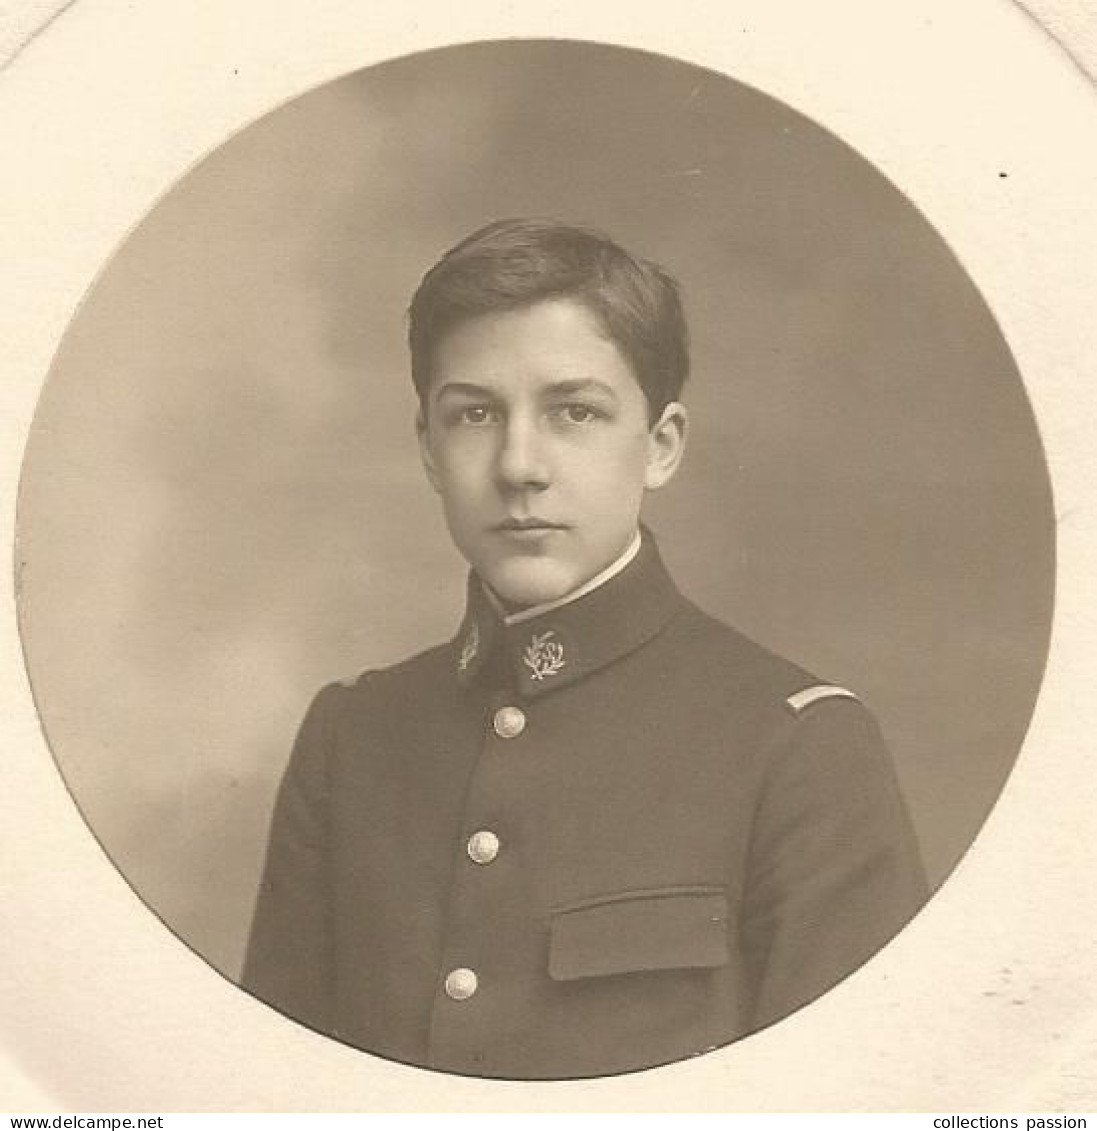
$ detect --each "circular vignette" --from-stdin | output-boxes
[14,37,1054,1082]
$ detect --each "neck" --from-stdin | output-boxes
[486,530,643,626]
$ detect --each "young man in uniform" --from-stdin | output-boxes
[242,218,927,1079]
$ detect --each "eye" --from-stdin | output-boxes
[555,403,601,424]
[456,405,495,425]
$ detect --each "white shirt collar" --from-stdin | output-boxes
[484,530,643,627]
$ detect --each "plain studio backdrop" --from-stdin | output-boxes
[16,41,1052,986]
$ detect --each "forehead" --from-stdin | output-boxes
[430,298,640,394]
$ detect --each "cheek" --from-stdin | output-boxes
[436,452,490,511]
[590,435,651,492]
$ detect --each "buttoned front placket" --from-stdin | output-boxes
[426,684,533,1073]
[423,533,683,1073]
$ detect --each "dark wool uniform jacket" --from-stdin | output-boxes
[243,532,927,1079]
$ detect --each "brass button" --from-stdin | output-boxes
[493,705,526,739]
[444,967,478,1001]
[467,830,500,865]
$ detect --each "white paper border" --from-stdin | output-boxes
[2,0,1095,1113]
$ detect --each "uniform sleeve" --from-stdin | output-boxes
[739,697,928,1033]
[240,684,337,1032]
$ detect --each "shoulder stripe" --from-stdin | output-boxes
[336,669,374,690]
[786,684,860,714]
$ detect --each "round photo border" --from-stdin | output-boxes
[2,0,1095,1113]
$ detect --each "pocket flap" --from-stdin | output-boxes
[548,886,730,981]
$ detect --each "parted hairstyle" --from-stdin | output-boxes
[408,218,690,420]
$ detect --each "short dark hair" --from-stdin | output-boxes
[408,218,689,418]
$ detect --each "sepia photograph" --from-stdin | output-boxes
[2,0,1094,1113]
[14,39,1052,1080]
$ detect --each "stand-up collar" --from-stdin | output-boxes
[452,528,683,700]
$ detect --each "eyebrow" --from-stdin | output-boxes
[432,378,619,402]
[432,381,493,403]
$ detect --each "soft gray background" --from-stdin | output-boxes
[17,40,1053,981]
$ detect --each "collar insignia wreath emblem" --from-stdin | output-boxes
[457,621,480,672]
[522,630,566,681]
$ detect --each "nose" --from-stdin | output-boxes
[495,414,551,491]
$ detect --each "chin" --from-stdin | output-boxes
[482,558,578,610]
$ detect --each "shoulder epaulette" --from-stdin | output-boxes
[785,684,860,715]
[336,669,373,690]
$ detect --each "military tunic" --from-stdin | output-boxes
[242,532,927,1079]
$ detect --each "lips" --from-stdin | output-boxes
[492,518,569,545]
[494,517,568,532]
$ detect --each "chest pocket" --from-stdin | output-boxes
[548,886,731,981]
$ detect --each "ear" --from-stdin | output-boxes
[644,401,688,491]
[416,408,442,494]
